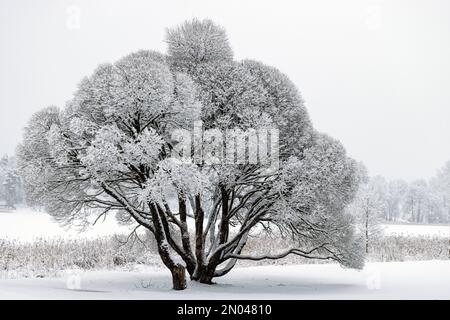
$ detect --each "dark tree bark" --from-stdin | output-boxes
[178,194,196,275]
[171,265,187,290]
[192,195,207,281]
[150,203,187,290]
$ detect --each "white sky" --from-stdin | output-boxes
[1,0,449,181]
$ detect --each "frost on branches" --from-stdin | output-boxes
[17,19,364,290]
[346,168,386,254]
[0,155,22,209]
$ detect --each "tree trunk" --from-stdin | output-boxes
[178,194,196,276]
[416,203,419,223]
[194,195,205,268]
[194,265,215,284]
[149,203,187,290]
[191,261,217,284]
[171,265,187,290]
[199,273,214,284]
[365,209,369,254]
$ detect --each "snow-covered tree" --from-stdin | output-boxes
[435,161,450,192]
[403,180,430,223]
[385,179,408,221]
[0,155,22,209]
[429,161,450,223]
[18,19,364,290]
[347,170,385,254]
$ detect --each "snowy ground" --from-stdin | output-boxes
[0,208,131,241]
[0,209,449,299]
[0,261,449,299]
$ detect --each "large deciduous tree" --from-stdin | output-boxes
[18,19,363,290]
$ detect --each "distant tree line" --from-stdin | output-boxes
[346,161,449,254]
[350,161,450,226]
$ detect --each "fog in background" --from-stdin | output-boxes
[1,0,449,181]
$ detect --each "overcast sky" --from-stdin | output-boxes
[1,0,449,181]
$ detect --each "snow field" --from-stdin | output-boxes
[0,261,449,299]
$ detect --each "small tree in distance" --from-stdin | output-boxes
[430,161,450,223]
[0,155,22,209]
[349,184,385,254]
[18,19,364,290]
